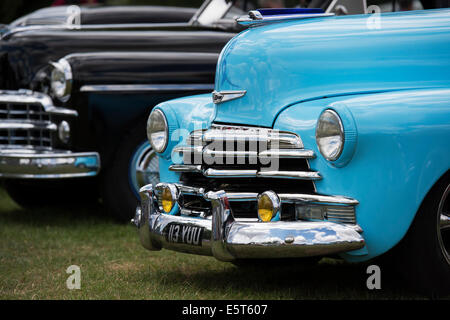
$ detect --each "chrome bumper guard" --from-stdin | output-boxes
[135,184,365,261]
[0,148,100,179]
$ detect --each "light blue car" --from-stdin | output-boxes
[134,4,450,295]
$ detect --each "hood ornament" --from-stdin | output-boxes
[212,90,247,104]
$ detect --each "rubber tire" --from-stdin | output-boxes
[3,178,99,208]
[102,123,149,222]
[392,175,450,297]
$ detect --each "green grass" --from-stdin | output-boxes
[0,187,444,300]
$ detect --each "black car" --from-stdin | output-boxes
[0,0,355,220]
[0,0,245,220]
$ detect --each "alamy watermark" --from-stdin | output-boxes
[366,264,381,290]
[366,5,382,30]
[66,265,81,290]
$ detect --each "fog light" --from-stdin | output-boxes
[161,185,177,213]
[257,191,280,222]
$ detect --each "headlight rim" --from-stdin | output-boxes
[50,58,72,102]
[147,108,169,154]
[316,108,345,162]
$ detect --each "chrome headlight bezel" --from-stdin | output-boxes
[50,58,72,102]
[147,108,169,153]
[316,109,345,162]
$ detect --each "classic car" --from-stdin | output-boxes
[135,4,450,295]
[0,0,351,220]
[0,0,245,219]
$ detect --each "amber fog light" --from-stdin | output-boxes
[257,191,280,222]
[161,185,177,213]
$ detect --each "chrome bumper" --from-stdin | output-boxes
[135,184,365,261]
[0,148,100,179]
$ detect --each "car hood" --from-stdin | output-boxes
[213,9,450,127]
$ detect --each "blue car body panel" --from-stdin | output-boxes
[214,9,450,127]
[274,88,450,261]
[153,9,450,261]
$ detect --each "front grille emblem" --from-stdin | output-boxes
[212,90,246,104]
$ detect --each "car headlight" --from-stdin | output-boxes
[147,109,169,153]
[316,109,344,161]
[50,58,72,102]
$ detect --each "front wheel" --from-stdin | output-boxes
[102,125,160,222]
[395,176,450,296]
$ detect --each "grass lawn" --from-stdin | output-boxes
[0,187,445,300]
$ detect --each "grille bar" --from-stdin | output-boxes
[171,124,320,180]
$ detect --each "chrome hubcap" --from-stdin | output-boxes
[438,184,450,264]
[130,142,159,198]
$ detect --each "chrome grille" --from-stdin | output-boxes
[0,101,55,149]
[164,125,357,226]
[170,124,320,180]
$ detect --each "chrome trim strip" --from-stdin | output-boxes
[137,186,365,260]
[259,149,315,159]
[169,165,321,180]
[0,121,57,131]
[176,147,314,159]
[257,170,322,180]
[279,193,359,205]
[204,168,258,178]
[80,84,215,93]
[203,148,258,159]
[0,90,78,116]
[169,164,202,173]
[0,149,100,179]
[212,90,247,104]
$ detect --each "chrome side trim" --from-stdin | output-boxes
[0,90,78,116]
[0,149,100,179]
[80,84,215,93]
[212,90,247,104]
